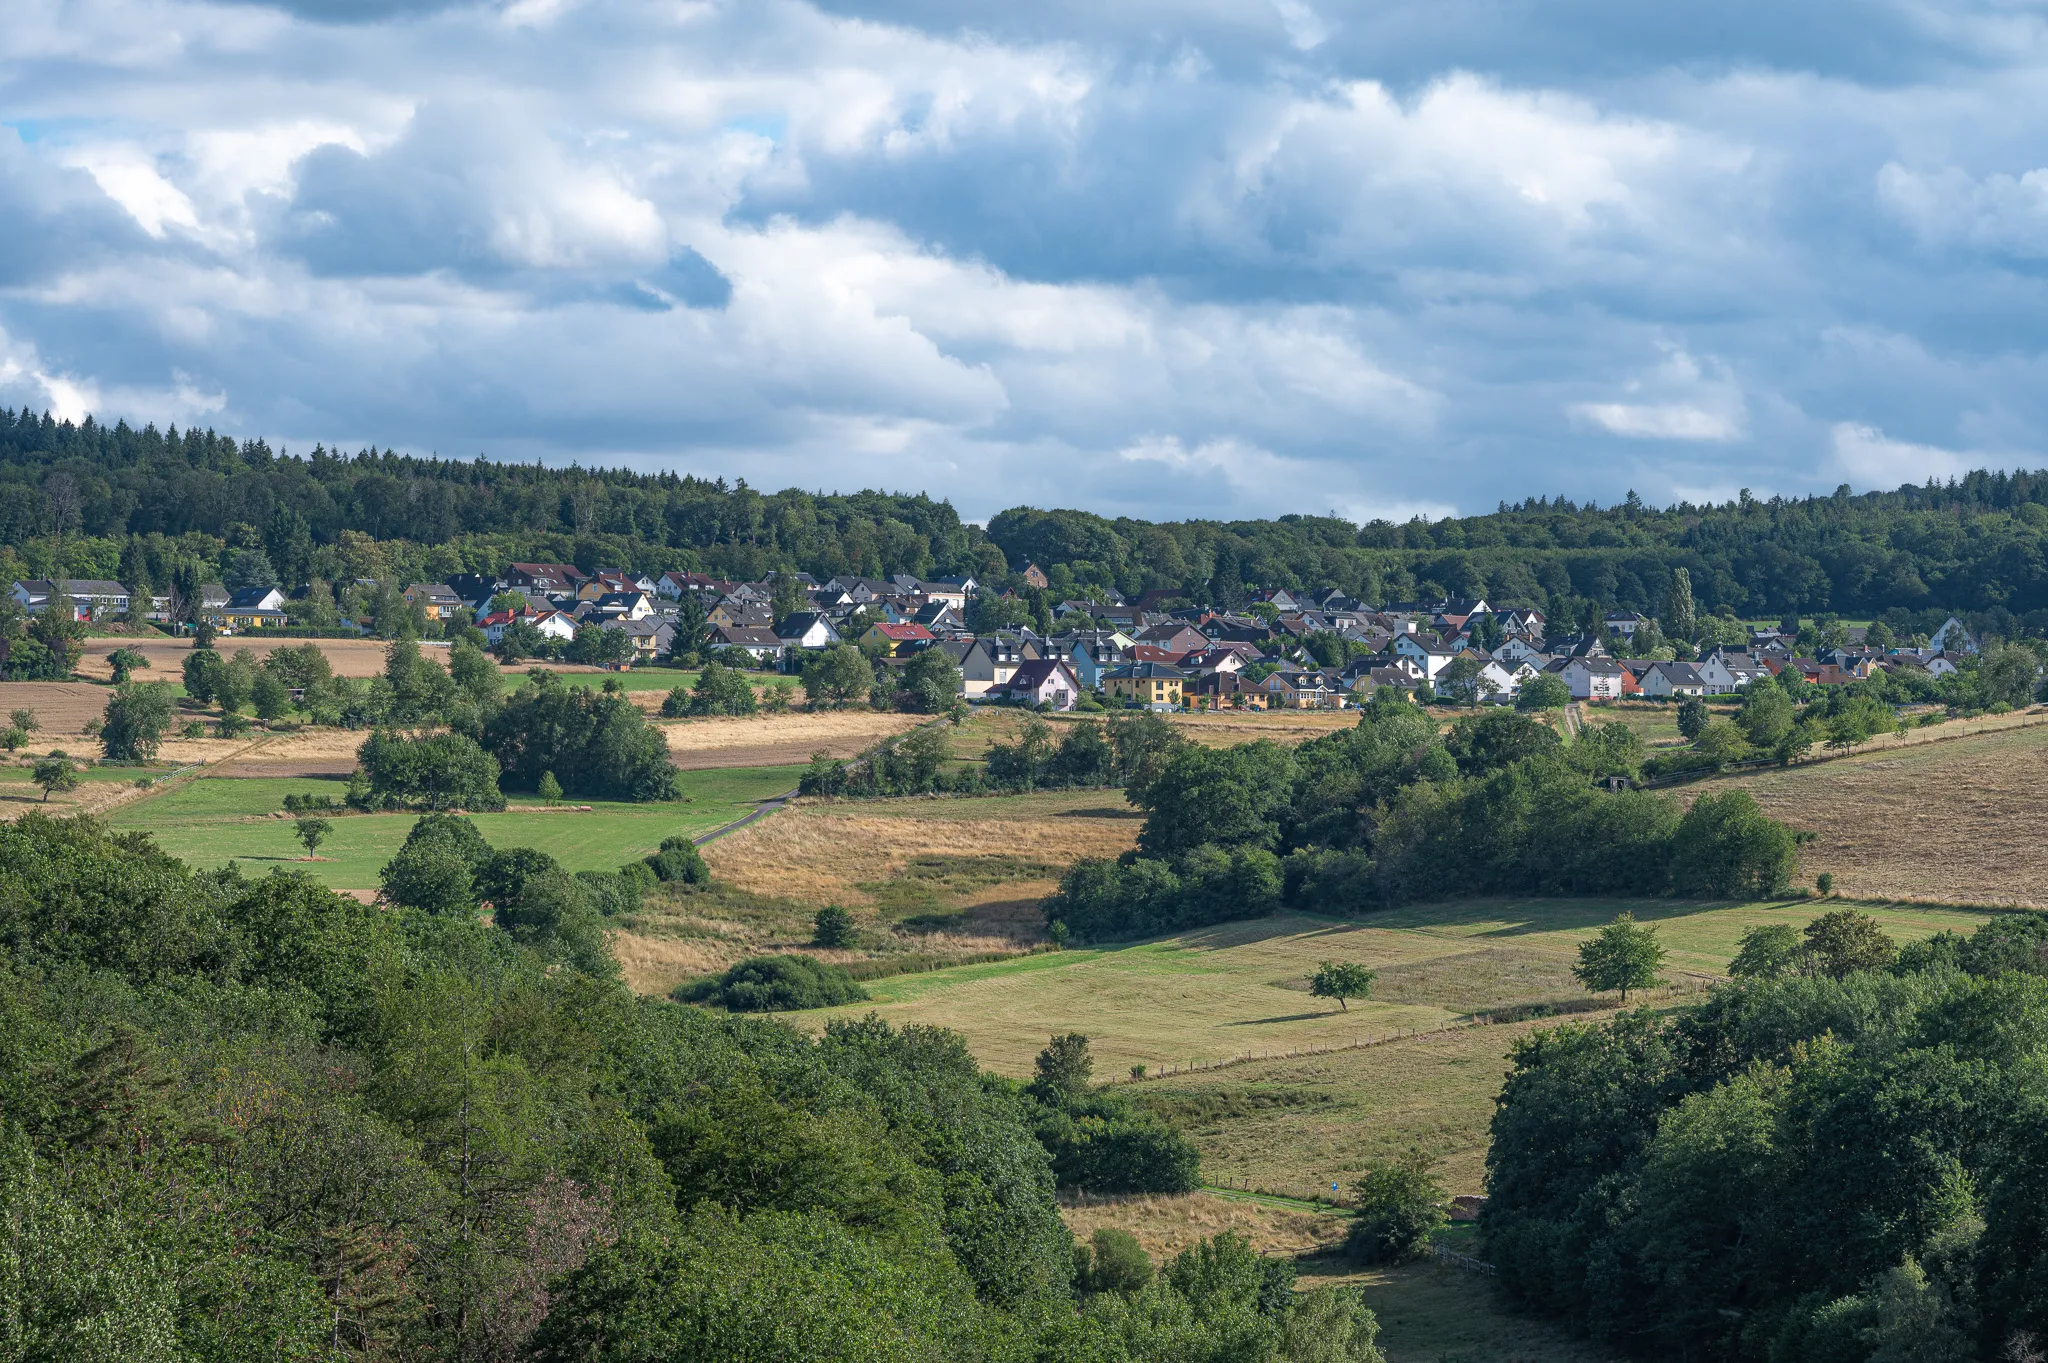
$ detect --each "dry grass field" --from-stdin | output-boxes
[787,898,1997,1203]
[1060,1191,1347,1264]
[1710,717,2048,907]
[659,710,929,769]
[611,788,1143,995]
[700,788,1141,907]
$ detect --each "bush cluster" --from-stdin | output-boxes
[678,954,870,1011]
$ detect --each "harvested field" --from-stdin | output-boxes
[0,681,121,735]
[1710,717,2048,907]
[610,789,1143,995]
[660,710,928,769]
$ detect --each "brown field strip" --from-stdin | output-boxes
[659,710,928,769]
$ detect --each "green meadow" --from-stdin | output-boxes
[105,764,804,889]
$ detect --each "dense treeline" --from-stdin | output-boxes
[0,811,1381,1361]
[1045,699,1799,942]
[1484,910,2048,1361]
[13,404,2048,624]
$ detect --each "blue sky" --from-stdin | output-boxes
[3,0,2047,522]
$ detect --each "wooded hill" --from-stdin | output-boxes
[9,406,2048,627]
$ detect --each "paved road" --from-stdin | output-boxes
[691,787,800,846]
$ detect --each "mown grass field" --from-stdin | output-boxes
[104,765,805,889]
[800,898,1998,1082]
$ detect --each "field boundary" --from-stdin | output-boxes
[1106,1020,1488,1085]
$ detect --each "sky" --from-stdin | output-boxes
[5,0,2048,524]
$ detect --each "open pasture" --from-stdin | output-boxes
[105,764,804,889]
[799,897,2002,1082]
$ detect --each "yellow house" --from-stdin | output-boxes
[1102,661,1184,709]
[403,583,463,620]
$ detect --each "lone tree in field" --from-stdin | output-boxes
[32,752,79,803]
[10,708,38,735]
[1573,912,1667,1003]
[100,682,176,762]
[295,816,332,859]
[1310,960,1377,1012]
[538,771,563,805]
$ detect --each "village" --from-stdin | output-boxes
[9,563,1988,714]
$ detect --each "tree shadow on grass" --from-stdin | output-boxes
[1360,896,1774,939]
[1224,1011,1337,1026]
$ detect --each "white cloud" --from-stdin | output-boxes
[65,149,199,238]
[1566,348,1747,442]
[1570,402,1742,441]
[4,0,2048,520]
[1829,422,1974,487]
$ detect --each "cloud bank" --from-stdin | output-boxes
[2,0,2046,520]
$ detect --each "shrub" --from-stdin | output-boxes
[1075,1228,1153,1295]
[679,955,870,1011]
[646,835,710,885]
[1343,1152,1446,1264]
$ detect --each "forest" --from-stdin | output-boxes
[1484,911,2048,1360]
[11,405,2048,627]
[0,811,1384,1362]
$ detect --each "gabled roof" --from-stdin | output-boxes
[1002,658,1078,690]
[1105,661,1185,680]
[711,625,782,647]
[868,622,934,642]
